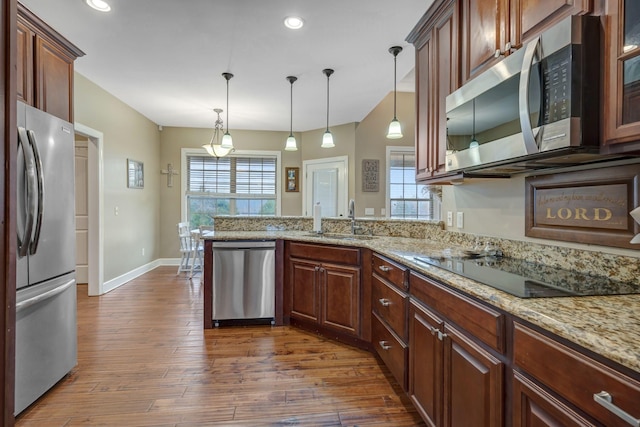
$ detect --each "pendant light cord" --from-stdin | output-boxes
[326,73,330,132]
[393,53,397,120]
[290,81,294,136]
[226,78,229,133]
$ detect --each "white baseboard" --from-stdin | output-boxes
[101,258,186,294]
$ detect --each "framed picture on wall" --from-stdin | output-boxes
[127,159,144,189]
[286,167,299,192]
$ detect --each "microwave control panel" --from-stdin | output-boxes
[541,46,573,125]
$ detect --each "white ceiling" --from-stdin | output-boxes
[19,0,431,132]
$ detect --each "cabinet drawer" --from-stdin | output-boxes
[372,253,407,290]
[514,322,640,427]
[410,271,505,353]
[372,311,407,390]
[288,242,360,265]
[372,275,408,341]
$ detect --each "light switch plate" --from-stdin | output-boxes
[365,208,374,216]
[447,211,453,227]
[456,211,464,228]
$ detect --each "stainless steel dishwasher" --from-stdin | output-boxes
[211,240,275,326]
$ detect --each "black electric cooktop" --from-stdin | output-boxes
[412,255,640,298]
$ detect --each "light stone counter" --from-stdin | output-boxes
[203,229,640,374]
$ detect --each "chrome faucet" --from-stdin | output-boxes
[348,199,361,235]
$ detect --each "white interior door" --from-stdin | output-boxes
[74,140,89,284]
[303,156,348,217]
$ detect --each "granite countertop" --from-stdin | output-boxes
[203,230,640,374]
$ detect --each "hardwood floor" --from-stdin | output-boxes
[16,267,425,426]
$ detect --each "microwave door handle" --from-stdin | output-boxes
[17,127,35,258]
[26,129,44,255]
[519,36,542,154]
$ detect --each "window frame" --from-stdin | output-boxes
[385,146,435,220]
[180,148,282,221]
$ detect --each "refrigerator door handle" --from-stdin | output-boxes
[26,129,44,255]
[16,279,75,312]
[17,127,36,258]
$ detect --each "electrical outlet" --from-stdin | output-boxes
[142,248,145,256]
[114,206,119,216]
[447,211,453,227]
[380,208,386,216]
[457,211,464,228]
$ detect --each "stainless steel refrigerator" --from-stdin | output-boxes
[15,101,77,415]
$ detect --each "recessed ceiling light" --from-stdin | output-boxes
[85,0,111,12]
[284,16,304,30]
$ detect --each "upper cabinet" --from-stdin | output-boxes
[407,0,461,184]
[603,0,640,150]
[461,0,592,83]
[17,3,85,122]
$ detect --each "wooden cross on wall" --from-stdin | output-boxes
[160,163,179,187]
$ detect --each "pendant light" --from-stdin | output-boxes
[202,108,233,158]
[221,72,234,149]
[285,76,298,151]
[321,68,335,148]
[386,46,403,139]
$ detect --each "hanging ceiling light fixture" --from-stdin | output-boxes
[386,46,403,139]
[321,68,335,148]
[221,72,234,149]
[285,76,298,151]
[202,108,234,158]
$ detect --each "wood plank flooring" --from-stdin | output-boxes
[16,267,425,426]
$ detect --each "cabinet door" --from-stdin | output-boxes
[461,0,508,83]
[443,323,504,427]
[17,20,33,106]
[511,0,591,47]
[604,0,640,147]
[513,371,597,427]
[415,31,433,181]
[409,301,444,427]
[320,263,360,336]
[289,258,320,323]
[35,36,75,122]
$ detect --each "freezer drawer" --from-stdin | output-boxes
[211,240,275,323]
[15,272,77,415]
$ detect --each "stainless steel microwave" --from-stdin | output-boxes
[445,15,605,175]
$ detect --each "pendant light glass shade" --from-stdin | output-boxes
[202,108,234,158]
[321,131,334,148]
[321,68,335,148]
[386,46,403,139]
[221,72,234,150]
[285,76,298,151]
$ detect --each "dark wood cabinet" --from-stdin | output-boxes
[371,253,409,389]
[513,371,597,427]
[409,272,505,427]
[17,3,84,122]
[513,322,640,426]
[286,242,362,339]
[603,0,640,149]
[461,0,591,83]
[408,0,461,184]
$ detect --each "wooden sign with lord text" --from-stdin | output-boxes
[525,164,640,249]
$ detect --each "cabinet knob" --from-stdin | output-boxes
[378,298,391,307]
[437,331,448,341]
[314,266,320,272]
[379,340,391,351]
[594,391,640,426]
[378,265,391,272]
[494,48,503,58]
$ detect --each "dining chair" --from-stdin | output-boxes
[177,222,195,275]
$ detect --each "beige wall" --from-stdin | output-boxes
[355,91,415,217]
[74,73,161,282]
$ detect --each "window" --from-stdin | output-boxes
[182,149,280,227]
[386,147,438,220]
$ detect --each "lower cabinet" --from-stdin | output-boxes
[409,299,504,427]
[287,242,361,338]
[513,371,597,427]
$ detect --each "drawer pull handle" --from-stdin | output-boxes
[378,265,391,272]
[378,298,391,307]
[379,340,391,351]
[594,391,640,426]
